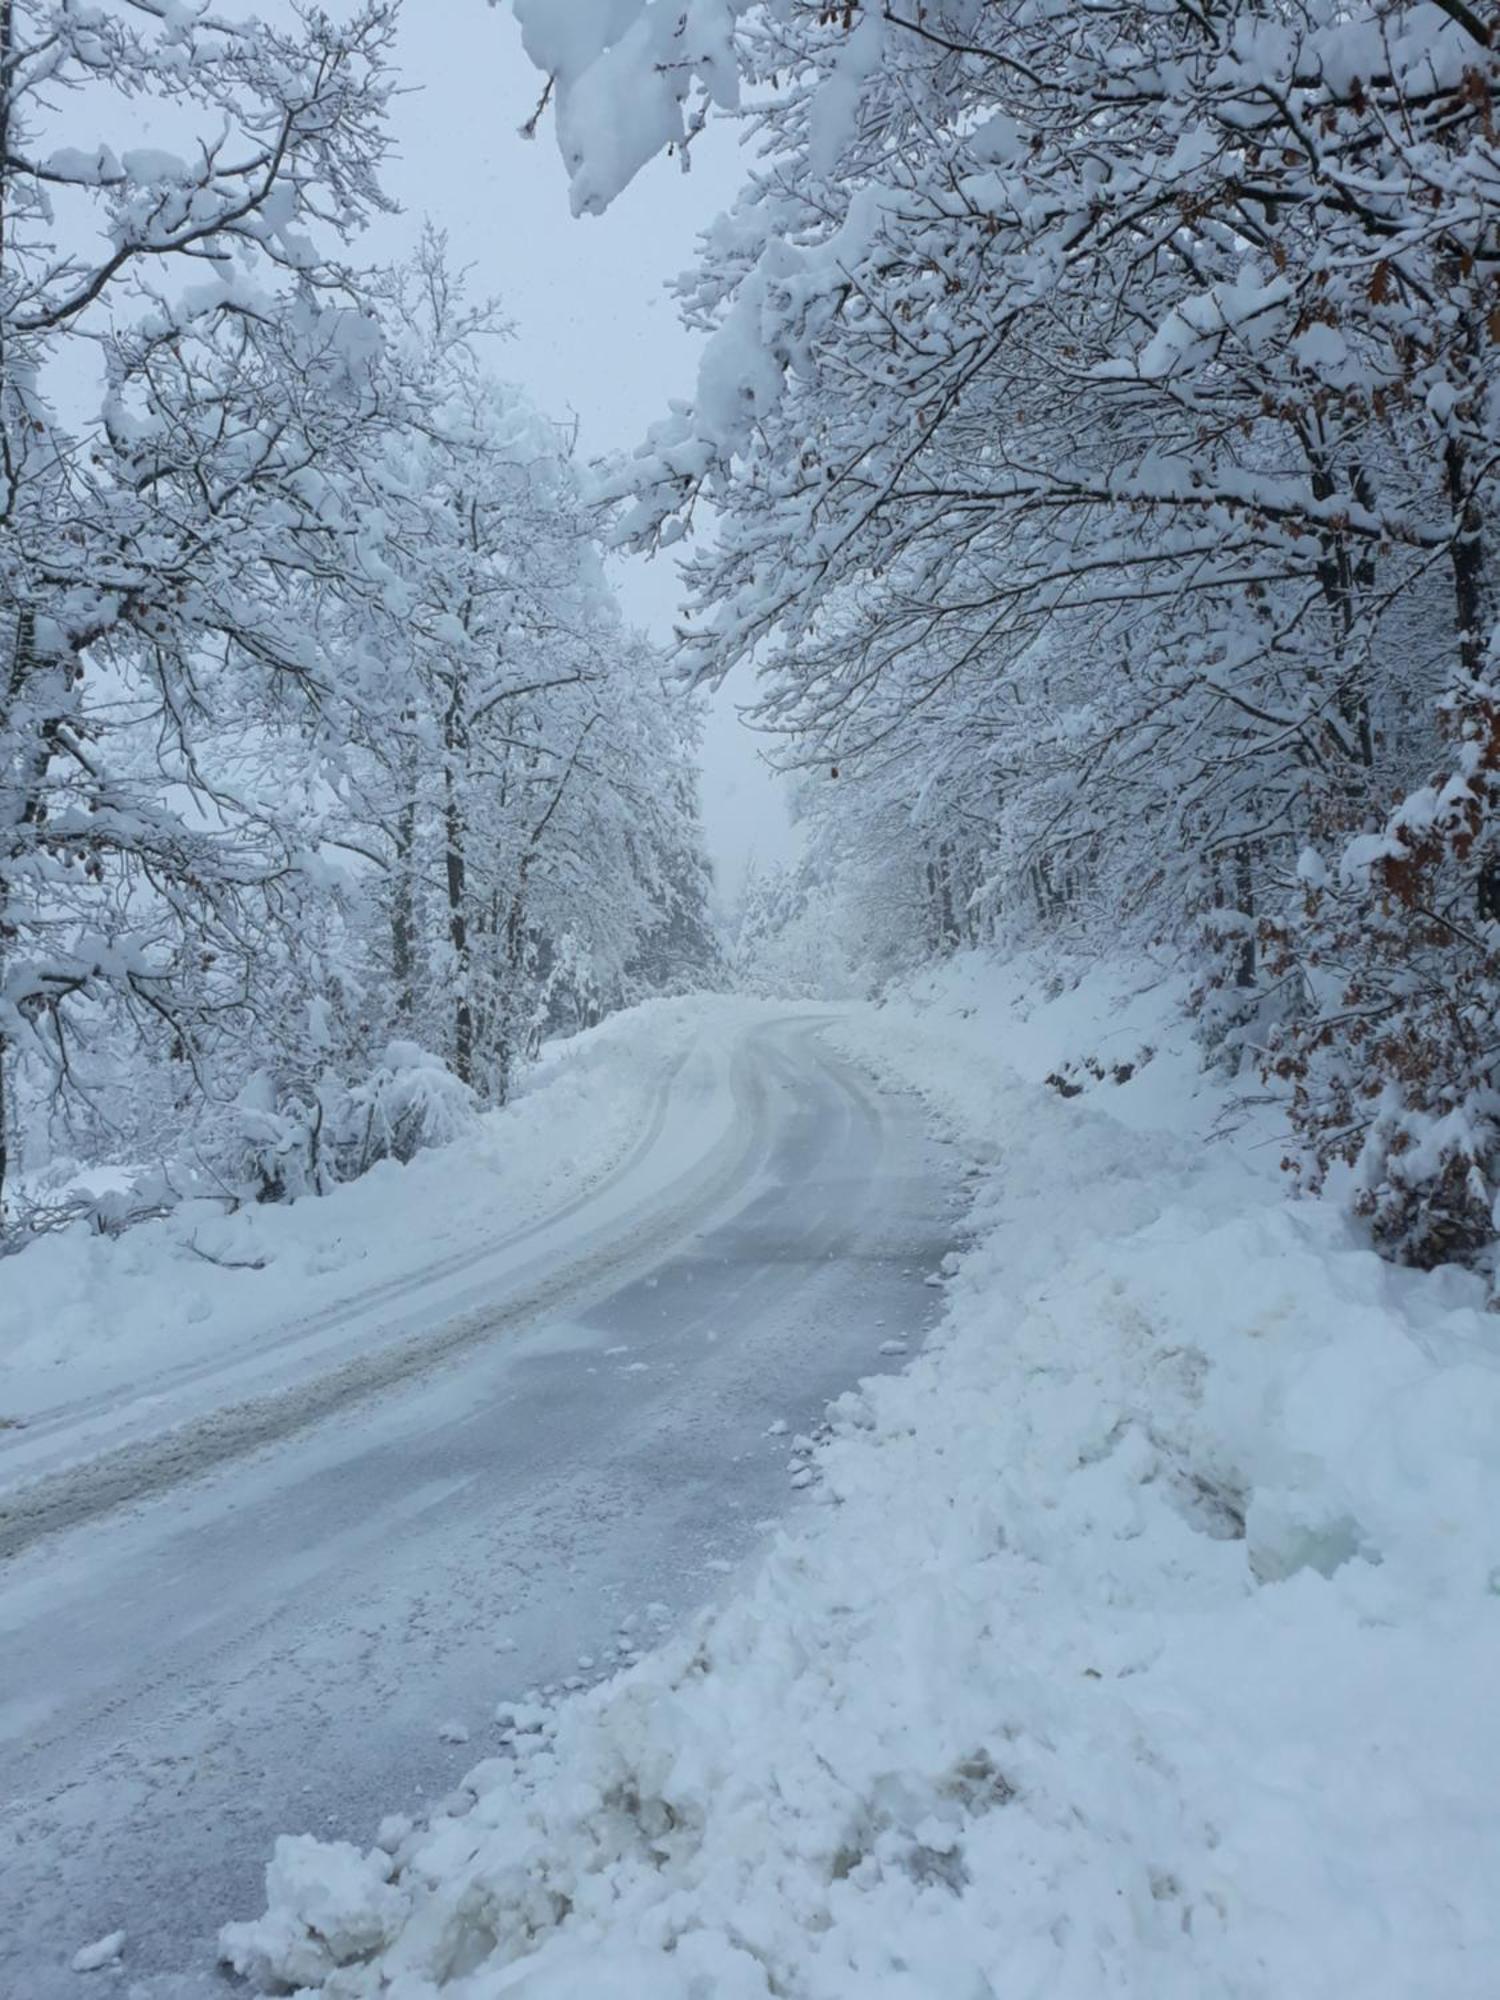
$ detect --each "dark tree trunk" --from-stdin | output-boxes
[1309,451,1377,777]
[1445,436,1489,687]
[443,695,473,1087]
[390,790,418,1028]
[1234,843,1257,991]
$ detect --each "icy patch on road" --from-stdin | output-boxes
[222,954,1500,1997]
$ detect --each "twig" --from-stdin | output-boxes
[187,1236,268,1271]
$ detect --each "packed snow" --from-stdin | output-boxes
[221,954,1500,1996]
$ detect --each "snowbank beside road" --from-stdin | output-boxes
[223,954,1500,1998]
[0,997,758,1425]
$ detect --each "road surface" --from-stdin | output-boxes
[0,1014,953,1996]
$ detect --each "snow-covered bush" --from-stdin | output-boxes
[232,1045,479,1205]
[1268,649,1500,1278]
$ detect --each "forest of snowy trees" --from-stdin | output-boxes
[0,4,718,1241]
[519,0,1500,1281]
[5,0,1500,1285]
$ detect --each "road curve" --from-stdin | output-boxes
[0,1021,771,1558]
[0,1014,953,1998]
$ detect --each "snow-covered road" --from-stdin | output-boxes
[0,1013,952,1997]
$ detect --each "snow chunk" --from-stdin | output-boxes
[219,1835,405,1989]
[70,1931,125,1973]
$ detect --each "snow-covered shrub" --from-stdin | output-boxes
[1184,861,1305,1081]
[1267,656,1500,1278]
[233,1044,478,1205]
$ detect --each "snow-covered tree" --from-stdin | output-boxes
[0,20,719,1243]
[316,242,718,1107]
[0,1,399,1224]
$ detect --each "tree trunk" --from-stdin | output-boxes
[443,698,473,1086]
[1445,436,1489,688]
[390,790,418,1028]
[1309,450,1377,779]
[1234,843,1256,991]
[494,858,531,1107]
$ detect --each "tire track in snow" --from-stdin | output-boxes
[0,1022,792,1562]
[3,1041,698,1456]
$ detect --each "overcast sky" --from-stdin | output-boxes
[368,2,799,910]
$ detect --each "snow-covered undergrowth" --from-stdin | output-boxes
[222,954,1500,1997]
[0,998,738,1423]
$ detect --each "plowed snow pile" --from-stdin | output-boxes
[222,955,1500,1999]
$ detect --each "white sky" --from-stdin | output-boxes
[369,2,799,910]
